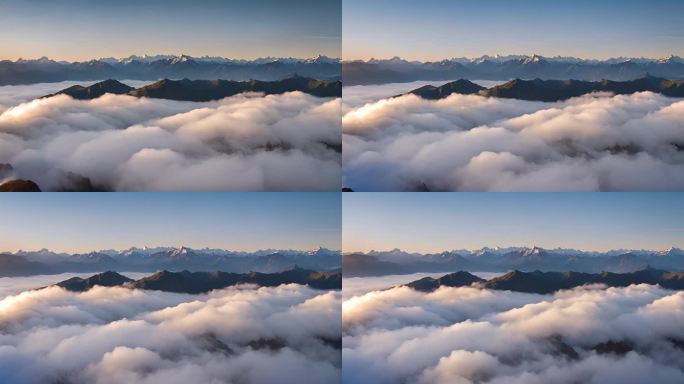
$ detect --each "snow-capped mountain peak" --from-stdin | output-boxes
[523,54,544,64]
[169,54,194,64]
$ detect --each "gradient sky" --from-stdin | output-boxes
[343,193,684,253]
[343,0,684,61]
[0,0,341,61]
[0,193,340,253]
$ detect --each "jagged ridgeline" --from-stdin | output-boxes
[344,247,684,277]
[0,54,341,85]
[50,268,342,294]
[400,76,684,101]
[343,55,684,85]
[43,76,342,101]
[0,247,341,277]
[402,268,684,294]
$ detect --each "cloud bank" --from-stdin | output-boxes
[0,84,341,191]
[0,283,341,384]
[343,92,684,191]
[342,284,684,383]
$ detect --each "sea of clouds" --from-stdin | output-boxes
[0,82,341,191]
[0,282,341,384]
[342,90,684,191]
[342,283,684,384]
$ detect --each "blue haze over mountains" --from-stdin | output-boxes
[0,246,340,277]
[0,54,341,85]
[343,54,684,85]
[343,246,684,277]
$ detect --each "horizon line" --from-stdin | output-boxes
[1,53,342,63]
[342,53,684,63]
[343,245,682,255]
[6,245,341,255]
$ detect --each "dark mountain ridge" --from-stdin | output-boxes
[44,76,341,101]
[51,79,135,99]
[51,268,342,293]
[402,267,684,294]
[403,79,485,99]
[401,76,684,102]
[406,271,486,292]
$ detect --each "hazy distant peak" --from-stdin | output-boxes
[522,54,545,64]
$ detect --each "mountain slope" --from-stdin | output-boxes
[132,268,341,293]
[402,79,485,99]
[406,271,485,292]
[55,271,134,292]
[129,76,341,101]
[44,79,134,99]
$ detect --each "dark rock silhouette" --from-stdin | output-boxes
[51,268,342,293]
[406,271,485,292]
[43,76,341,101]
[0,179,41,192]
[56,271,134,292]
[45,79,134,99]
[403,267,684,294]
[402,76,684,102]
[402,79,485,99]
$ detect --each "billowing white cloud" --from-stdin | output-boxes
[0,84,341,191]
[0,283,341,384]
[342,91,684,191]
[342,284,684,384]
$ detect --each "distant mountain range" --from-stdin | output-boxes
[343,54,684,85]
[0,246,340,277]
[52,267,341,293]
[0,54,341,85]
[43,76,342,101]
[402,267,684,294]
[401,76,684,101]
[343,246,684,277]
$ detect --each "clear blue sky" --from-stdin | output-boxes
[343,0,684,61]
[0,0,341,61]
[343,193,684,253]
[0,193,341,253]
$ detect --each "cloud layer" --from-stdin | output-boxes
[0,283,341,384]
[0,84,341,191]
[343,92,684,191]
[342,284,684,383]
